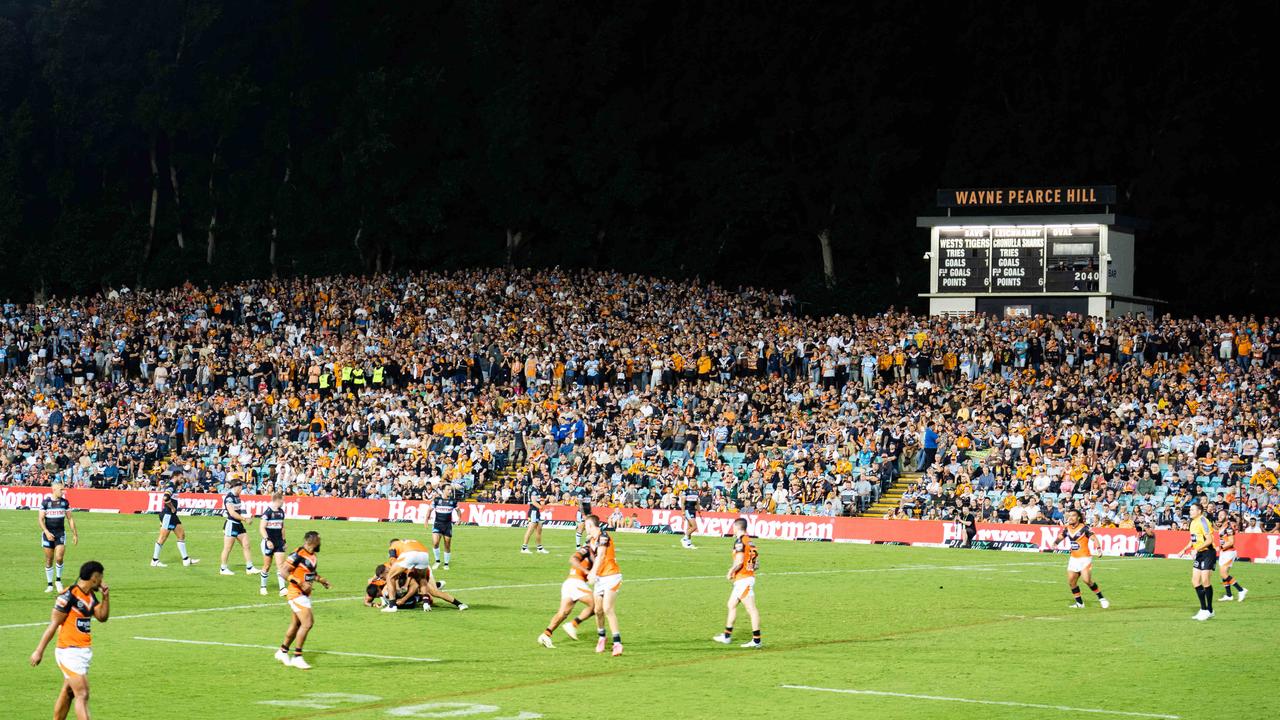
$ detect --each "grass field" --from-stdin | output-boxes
[1,510,1277,720]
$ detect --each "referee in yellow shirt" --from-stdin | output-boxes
[1175,503,1217,621]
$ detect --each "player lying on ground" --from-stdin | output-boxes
[538,545,596,648]
[382,539,468,612]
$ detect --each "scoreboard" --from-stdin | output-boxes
[919,186,1150,319]
[932,224,1099,295]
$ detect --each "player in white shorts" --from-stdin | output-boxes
[1063,509,1109,609]
[538,546,596,648]
[1216,512,1248,602]
[585,515,624,656]
[30,560,110,720]
[712,518,761,647]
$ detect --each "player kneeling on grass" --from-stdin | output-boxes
[382,539,468,613]
[276,531,330,669]
[1063,509,1109,609]
[713,518,761,648]
[365,563,389,607]
[538,545,597,648]
[30,560,109,720]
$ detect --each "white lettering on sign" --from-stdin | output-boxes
[0,488,51,509]
[388,500,428,523]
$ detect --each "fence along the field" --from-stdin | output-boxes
[3,485,1278,563]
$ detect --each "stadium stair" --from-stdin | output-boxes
[860,472,920,518]
[466,463,525,501]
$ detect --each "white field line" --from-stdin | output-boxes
[0,561,1055,630]
[1001,614,1065,621]
[780,684,1180,719]
[131,636,440,662]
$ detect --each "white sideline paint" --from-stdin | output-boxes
[132,636,440,662]
[0,561,1055,630]
[780,684,1180,719]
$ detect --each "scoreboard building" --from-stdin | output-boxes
[918,184,1157,319]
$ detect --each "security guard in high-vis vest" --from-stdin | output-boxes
[351,366,366,396]
[318,371,332,397]
[340,365,353,387]
[372,364,385,388]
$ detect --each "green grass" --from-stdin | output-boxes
[0,510,1276,720]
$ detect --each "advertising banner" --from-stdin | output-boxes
[4,486,1278,562]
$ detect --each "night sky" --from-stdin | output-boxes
[0,1,1275,314]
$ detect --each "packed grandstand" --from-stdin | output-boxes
[1,269,1277,533]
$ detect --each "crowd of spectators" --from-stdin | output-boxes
[2,269,1278,532]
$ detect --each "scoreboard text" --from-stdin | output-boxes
[934,225,1100,295]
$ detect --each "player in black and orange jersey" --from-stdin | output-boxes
[365,563,389,607]
[585,515,623,656]
[537,545,596,648]
[712,518,761,648]
[1215,511,1248,603]
[276,531,330,669]
[1063,509,1109,609]
[258,493,289,596]
[39,483,78,593]
[382,538,468,613]
[30,560,110,720]
[151,485,198,568]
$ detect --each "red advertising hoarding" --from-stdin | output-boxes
[3,486,1278,563]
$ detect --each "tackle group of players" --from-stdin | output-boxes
[1061,502,1248,620]
[529,505,762,656]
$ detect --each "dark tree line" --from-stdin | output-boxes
[0,1,1276,314]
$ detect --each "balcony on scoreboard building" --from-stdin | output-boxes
[918,185,1159,320]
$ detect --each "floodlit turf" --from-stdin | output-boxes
[1,511,1276,720]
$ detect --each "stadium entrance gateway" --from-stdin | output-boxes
[918,184,1158,319]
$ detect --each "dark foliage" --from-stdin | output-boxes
[0,1,1275,314]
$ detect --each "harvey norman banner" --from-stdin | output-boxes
[3,486,1278,562]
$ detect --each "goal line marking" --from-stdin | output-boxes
[780,684,1180,719]
[0,560,1053,630]
[131,636,440,662]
